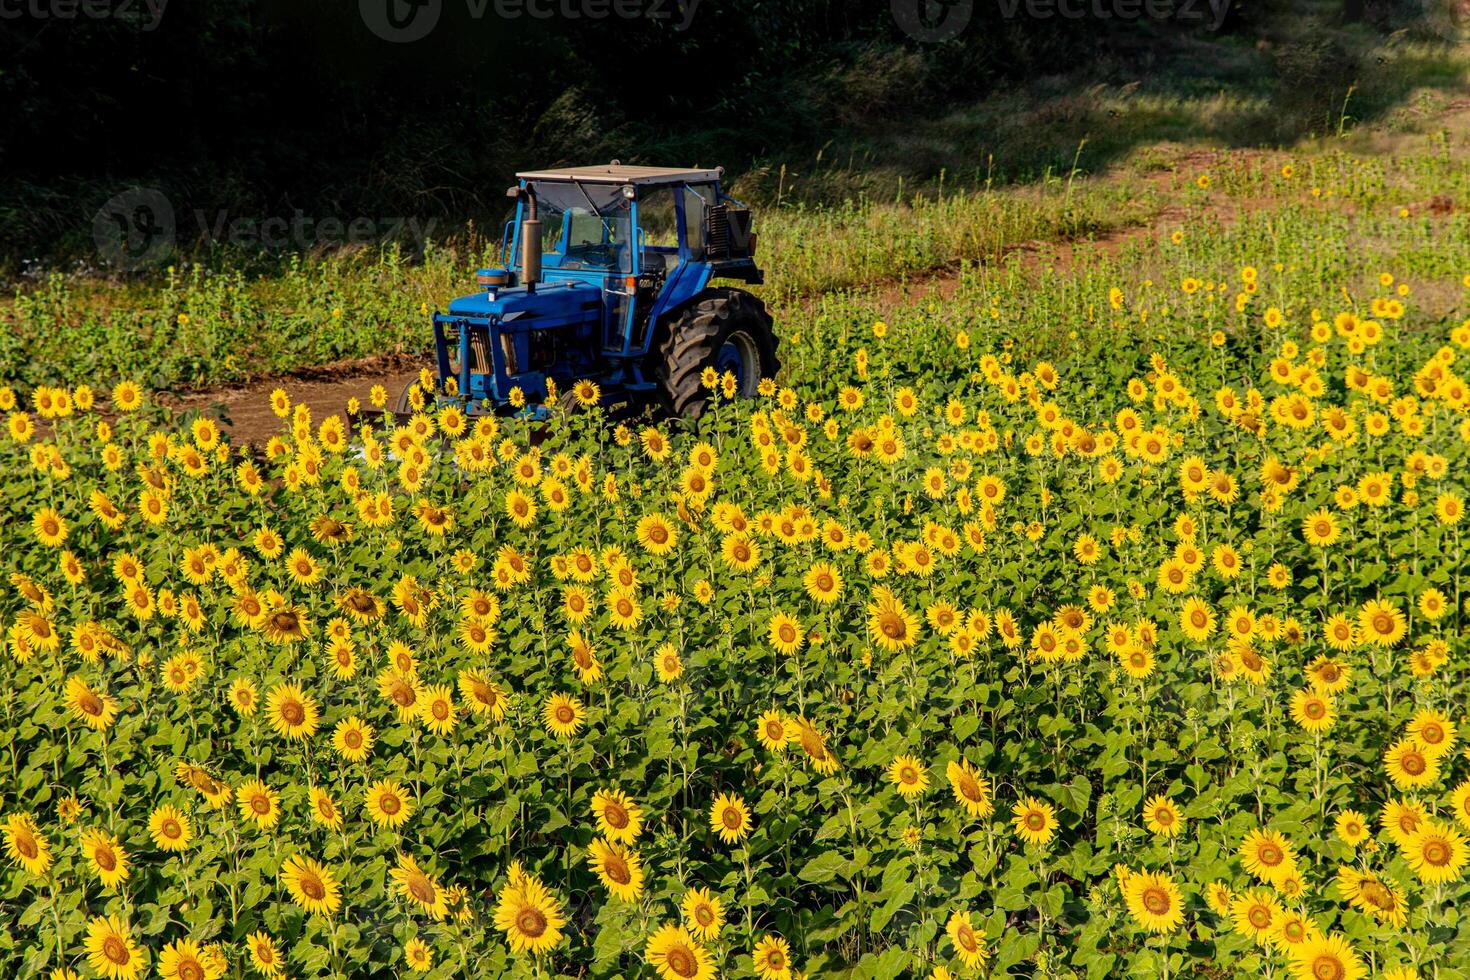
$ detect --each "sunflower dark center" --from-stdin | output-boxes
[1143,887,1169,914]
[103,936,129,964]
[517,907,547,937]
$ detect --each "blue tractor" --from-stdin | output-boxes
[409,163,779,419]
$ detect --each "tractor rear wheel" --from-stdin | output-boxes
[655,288,779,418]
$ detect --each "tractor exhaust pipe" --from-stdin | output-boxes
[509,184,542,294]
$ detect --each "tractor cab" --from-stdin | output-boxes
[422,163,776,418]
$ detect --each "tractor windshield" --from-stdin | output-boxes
[527,180,632,274]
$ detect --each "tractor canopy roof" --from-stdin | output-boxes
[515,164,722,186]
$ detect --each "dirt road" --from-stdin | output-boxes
[164,353,422,447]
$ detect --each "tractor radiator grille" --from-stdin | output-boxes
[470,330,491,374]
[706,204,754,260]
[706,204,730,257]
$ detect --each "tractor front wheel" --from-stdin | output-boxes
[655,288,779,418]
[394,379,421,415]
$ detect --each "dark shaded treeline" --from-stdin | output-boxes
[0,0,1417,264]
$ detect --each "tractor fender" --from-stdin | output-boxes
[643,269,715,377]
[646,261,713,344]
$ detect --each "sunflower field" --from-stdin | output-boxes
[3,152,1470,980]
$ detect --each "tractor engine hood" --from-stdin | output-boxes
[446,280,603,321]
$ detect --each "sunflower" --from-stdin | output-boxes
[887,754,929,798]
[1406,710,1457,759]
[1141,795,1184,838]
[945,910,989,969]
[148,805,192,851]
[1120,645,1156,679]
[653,642,684,683]
[1381,798,1429,848]
[1289,688,1335,733]
[1450,781,1470,832]
[587,836,645,901]
[338,587,386,622]
[309,787,343,830]
[571,379,601,407]
[457,618,498,655]
[76,827,129,890]
[332,716,375,762]
[792,718,840,774]
[265,682,320,741]
[157,938,224,980]
[417,684,458,736]
[946,758,994,818]
[1334,810,1370,846]
[1240,828,1296,885]
[365,779,415,829]
[1356,599,1406,647]
[1384,737,1439,790]
[767,611,804,655]
[84,914,145,980]
[1124,870,1184,933]
[1204,881,1234,916]
[458,670,509,720]
[755,710,790,752]
[377,668,421,721]
[64,675,119,731]
[505,488,538,528]
[235,778,281,830]
[1012,796,1057,847]
[867,587,919,652]
[1230,888,1282,944]
[280,853,342,916]
[543,693,585,739]
[493,874,565,955]
[326,638,358,679]
[1301,508,1340,546]
[391,852,450,919]
[606,589,643,630]
[1305,654,1351,692]
[262,603,312,645]
[246,931,284,977]
[1271,910,1320,952]
[2,813,52,876]
[32,507,68,547]
[15,610,60,654]
[802,562,843,604]
[590,788,643,844]
[680,886,726,941]
[1289,933,1364,980]
[635,513,678,555]
[403,937,433,973]
[1335,867,1407,926]
[1179,596,1215,642]
[1402,820,1468,884]
[752,934,793,980]
[644,923,715,980]
[710,792,752,844]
